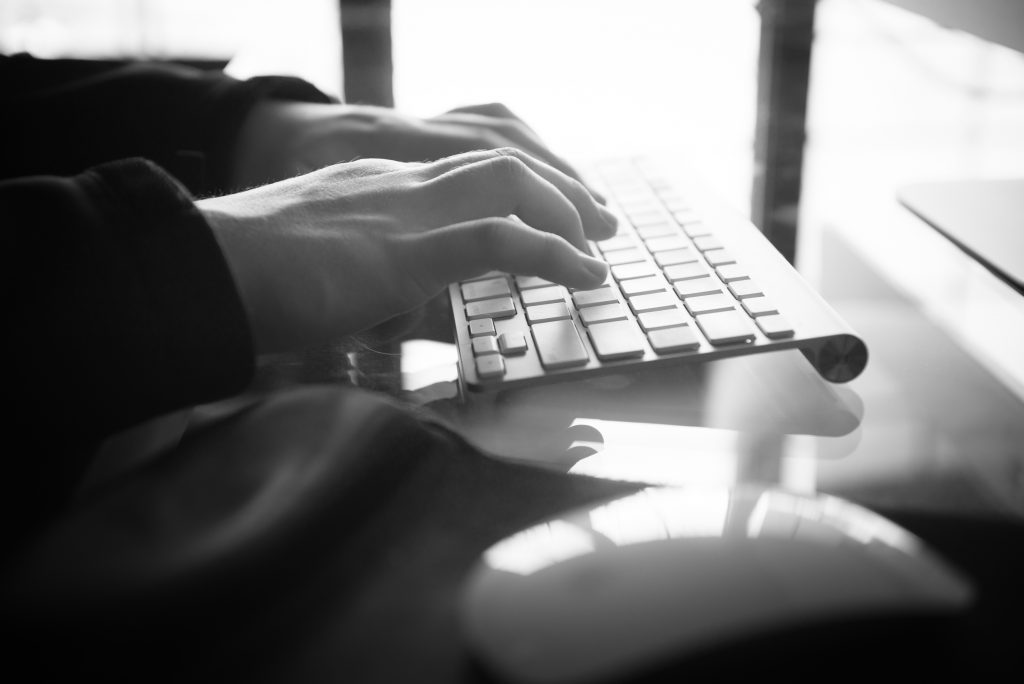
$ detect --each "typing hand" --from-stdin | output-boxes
[230,101,600,199]
[200,148,617,354]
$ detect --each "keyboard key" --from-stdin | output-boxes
[674,276,721,299]
[636,222,677,239]
[644,235,689,252]
[531,320,590,369]
[498,331,529,354]
[612,183,651,198]
[604,248,646,266]
[472,336,500,356]
[588,320,646,361]
[673,209,702,225]
[475,354,506,379]
[516,275,557,290]
[696,310,756,345]
[684,293,736,315]
[579,302,627,326]
[615,189,655,204]
[756,314,795,339]
[461,276,511,302]
[597,235,638,253]
[647,324,700,353]
[703,249,736,267]
[628,291,679,314]
[467,297,516,319]
[663,262,708,282]
[728,279,763,299]
[612,262,658,281]
[682,222,711,238]
[616,191,656,205]
[618,200,657,217]
[654,249,696,268]
[659,195,690,213]
[628,210,669,227]
[620,275,666,297]
[572,286,619,308]
[521,285,566,306]
[526,301,571,324]
[741,296,778,317]
[715,264,748,283]
[468,319,495,337]
[638,308,689,332]
[693,235,723,252]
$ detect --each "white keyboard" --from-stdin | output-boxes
[449,158,868,392]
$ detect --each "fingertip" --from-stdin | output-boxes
[588,204,619,241]
[598,205,619,229]
[574,254,610,289]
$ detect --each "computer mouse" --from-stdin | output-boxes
[459,485,974,684]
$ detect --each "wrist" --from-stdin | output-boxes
[198,195,265,349]
[231,100,381,190]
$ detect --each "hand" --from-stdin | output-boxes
[231,101,600,199]
[200,148,618,354]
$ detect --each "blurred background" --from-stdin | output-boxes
[3,0,1023,392]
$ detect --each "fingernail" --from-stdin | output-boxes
[590,187,608,204]
[580,255,609,283]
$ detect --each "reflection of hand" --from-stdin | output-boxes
[231,100,597,197]
[200,148,618,354]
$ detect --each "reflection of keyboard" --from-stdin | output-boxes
[449,158,868,392]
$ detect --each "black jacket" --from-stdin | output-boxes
[1,54,331,551]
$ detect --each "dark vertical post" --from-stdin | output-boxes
[751,0,817,264]
[339,0,394,106]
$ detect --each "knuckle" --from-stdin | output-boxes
[348,157,404,177]
[540,229,571,255]
[493,145,525,160]
[489,149,528,180]
[484,102,515,118]
[477,216,513,247]
[564,175,590,201]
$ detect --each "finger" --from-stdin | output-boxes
[435,112,579,178]
[434,111,607,204]
[428,155,590,253]
[445,102,517,117]
[411,217,609,292]
[420,148,617,242]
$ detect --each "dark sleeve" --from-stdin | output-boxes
[3,158,255,552]
[0,54,334,195]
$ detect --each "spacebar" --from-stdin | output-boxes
[531,320,590,369]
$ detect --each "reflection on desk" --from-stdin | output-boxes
[424,348,863,491]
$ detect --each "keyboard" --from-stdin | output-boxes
[448,158,868,392]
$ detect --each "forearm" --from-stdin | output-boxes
[6,159,255,444]
[0,54,333,195]
[3,157,259,551]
